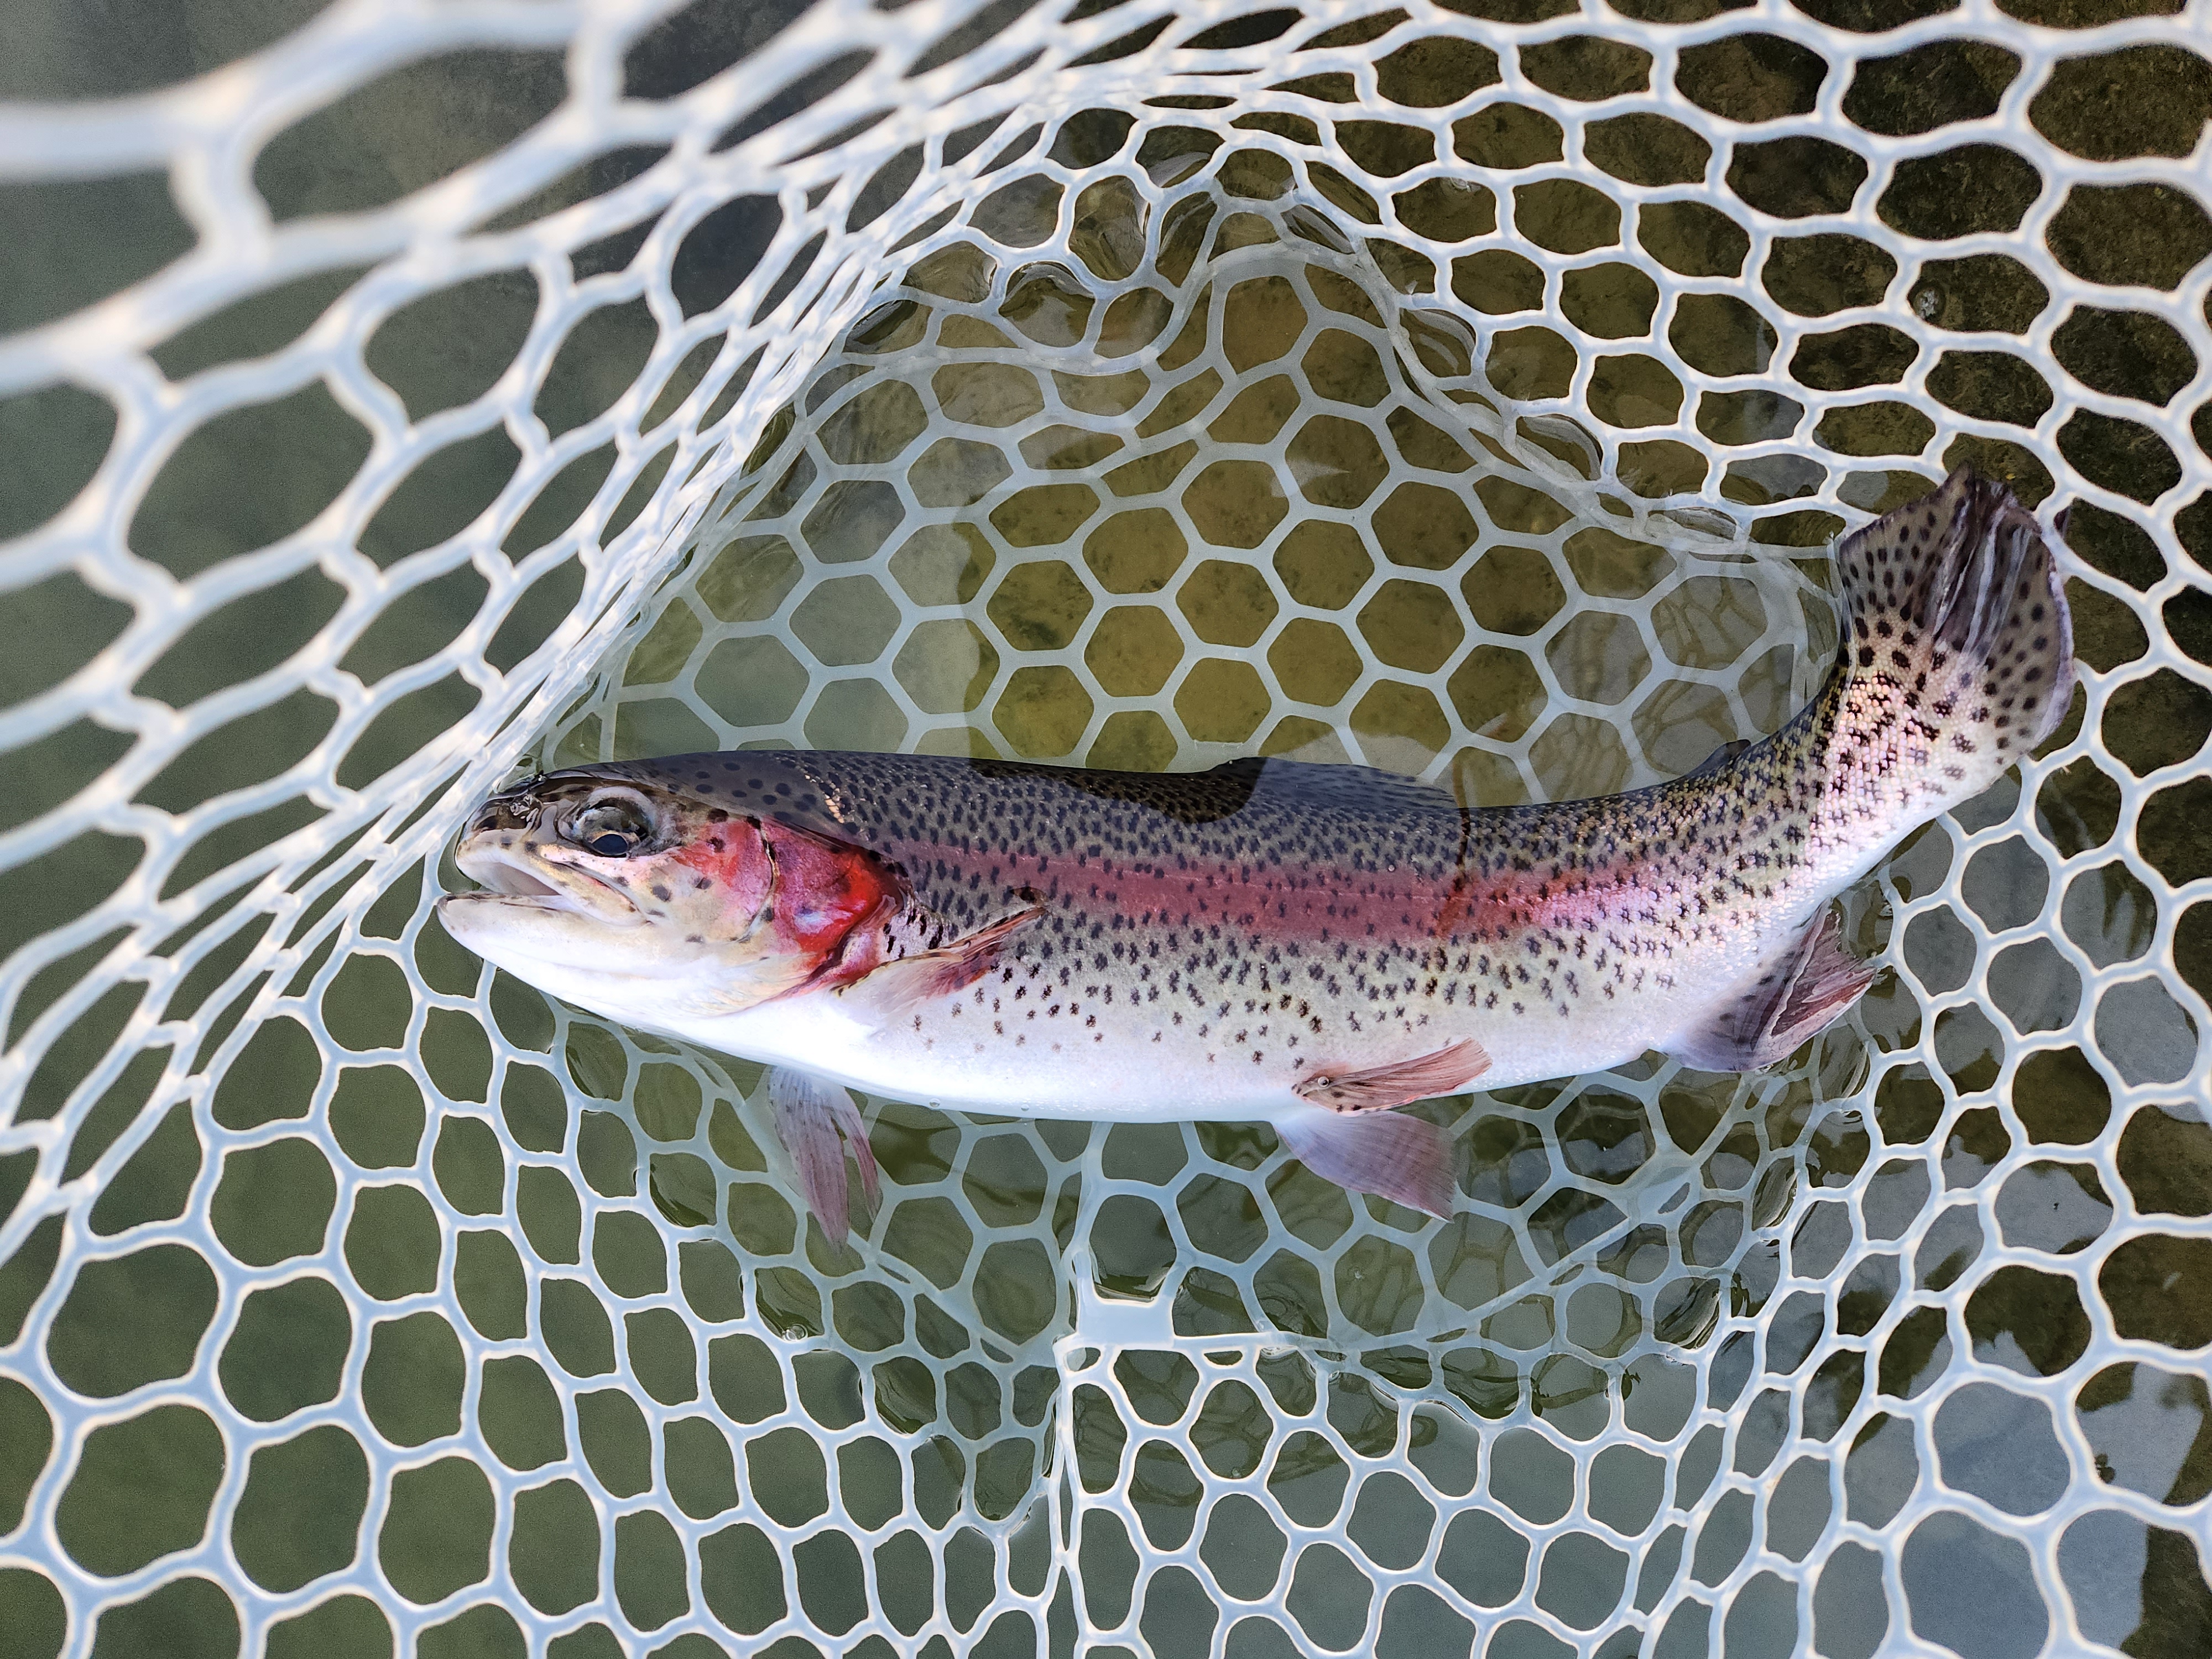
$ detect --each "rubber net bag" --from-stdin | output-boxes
[1,0,2208,1654]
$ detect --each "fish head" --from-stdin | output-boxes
[436,765,902,1024]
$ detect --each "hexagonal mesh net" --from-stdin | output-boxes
[3,0,2209,1654]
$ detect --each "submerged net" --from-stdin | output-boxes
[3,0,2208,1654]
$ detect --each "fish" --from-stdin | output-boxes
[439,468,2073,1240]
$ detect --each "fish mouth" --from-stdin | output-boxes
[473,860,560,899]
[444,836,645,927]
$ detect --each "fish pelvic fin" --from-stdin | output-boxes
[1279,1109,1455,1218]
[766,1067,881,1248]
[839,897,1047,1013]
[1829,466,2075,808]
[1292,1039,1491,1112]
[1668,908,1877,1073]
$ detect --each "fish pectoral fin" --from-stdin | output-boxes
[845,900,1047,1011]
[1279,1108,1456,1218]
[1668,908,1879,1073]
[1291,1039,1491,1112]
[766,1067,880,1248]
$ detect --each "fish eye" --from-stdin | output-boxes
[568,796,651,858]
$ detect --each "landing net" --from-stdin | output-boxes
[2,1,2207,1655]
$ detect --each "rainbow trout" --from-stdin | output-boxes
[441,470,2072,1237]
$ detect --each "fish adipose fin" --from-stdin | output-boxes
[1668,909,1878,1073]
[1292,1039,1491,1112]
[766,1067,881,1247]
[1682,737,1753,781]
[1279,1110,1456,1218]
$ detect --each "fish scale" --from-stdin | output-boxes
[440,468,2074,1224]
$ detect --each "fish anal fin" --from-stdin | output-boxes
[1670,909,1878,1074]
[1279,1109,1455,1218]
[847,900,1046,1011]
[1293,1039,1491,1113]
[767,1067,880,1248]
[1775,911,1882,1038]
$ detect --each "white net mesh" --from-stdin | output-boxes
[3,0,2209,1655]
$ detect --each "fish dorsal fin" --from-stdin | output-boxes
[965,755,1271,823]
[1668,908,1878,1073]
[963,755,1458,825]
[1241,757,1460,820]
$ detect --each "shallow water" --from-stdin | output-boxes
[4,4,2211,1656]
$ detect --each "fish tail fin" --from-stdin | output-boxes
[1829,466,2075,807]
